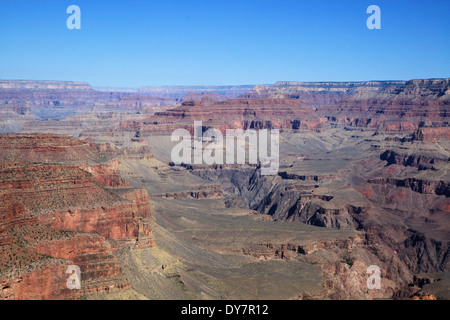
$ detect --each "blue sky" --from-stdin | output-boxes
[0,0,449,87]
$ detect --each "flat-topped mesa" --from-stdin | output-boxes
[80,160,131,188]
[312,78,450,132]
[138,85,254,100]
[346,78,450,103]
[244,81,407,106]
[0,80,94,91]
[400,78,450,101]
[271,80,406,93]
[182,92,229,103]
[145,97,316,133]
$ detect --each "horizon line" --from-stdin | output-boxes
[1,77,449,90]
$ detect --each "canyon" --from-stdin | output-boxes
[0,78,449,300]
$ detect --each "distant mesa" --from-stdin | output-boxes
[0,80,94,91]
[137,85,255,100]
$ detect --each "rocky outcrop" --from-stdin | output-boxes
[0,134,155,299]
[189,166,278,209]
[380,149,449,168]
[80,160,130,188]
[182,92,229,103]
[368,177,450,197]
[315,78,450,132]
[0,161,154,241]
[149,97,315,132]
[242,80,406,107]
[398,230,450,273]
[150,184,224,199]
[409,127,450,142]
[120,189,155,249]
[255,183,363,229]
[278,171,334,182]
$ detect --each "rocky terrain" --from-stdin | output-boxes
[0,78,449,300]
[0,134,155,299]
[0,80,178,126]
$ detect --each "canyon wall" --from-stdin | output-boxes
[0,134,155,299]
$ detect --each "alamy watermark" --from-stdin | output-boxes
[367,5,381,30]
[366,265,381,289]
[66,265,81,290]
[66,5,81,30]
[66,5,380,31]
[171,121,279,176]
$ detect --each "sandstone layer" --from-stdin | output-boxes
[0,134,155,299]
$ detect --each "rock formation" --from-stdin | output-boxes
[0,134,155,299]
